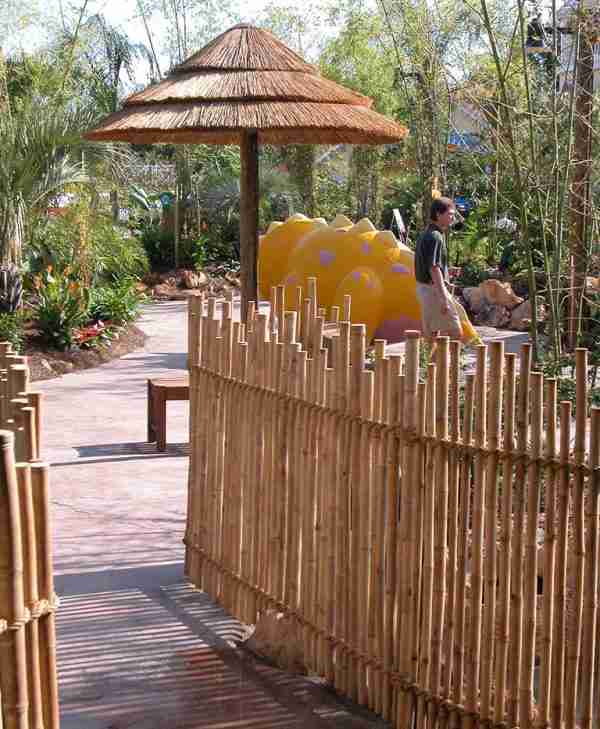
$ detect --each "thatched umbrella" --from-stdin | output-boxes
[85,24,408,315]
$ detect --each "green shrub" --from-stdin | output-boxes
[0,312,24,352]
[33,268,90,350]
[27,207,149,284]
[139,225,176,268]
[454,261,490,288]
[89,278,146,325]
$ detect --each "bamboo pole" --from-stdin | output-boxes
[17,463,43,729]
[565,349,587,729]
[382,355,401,721]
[368,346,387,713]
[431,337,450,720]
[0,430,27,729]
[552,401,571,729]
[348,323,366,702]
[580,407,600,729]
[481,342,503,722]
[343,295,351,323]
[521,371,543,729]
[452,373,474,709]
[494,353,517,723]
[30,462,58,729]
[419,361,437,726]
[397,331,420,729]
[334,321,351,694]
[359,368,374,708]
[465,346,487,729]
[443,340,461,706]
[538,378,558,729]
[508,343,532,727]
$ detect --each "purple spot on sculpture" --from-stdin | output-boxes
[391,264,409,274]
[361,242,371,254]
[319,249,336,266]
[286,274,297,285]
[352,271,361,282]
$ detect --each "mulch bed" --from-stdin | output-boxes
[23,323,147,382]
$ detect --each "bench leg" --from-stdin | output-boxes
[156,392,167,452]
[147,381,155,443]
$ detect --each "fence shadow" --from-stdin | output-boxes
[57,566,388,729]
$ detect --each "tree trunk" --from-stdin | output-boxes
[240,131,259,320]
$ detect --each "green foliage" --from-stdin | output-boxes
[27,207,149,283]
[33,268,90,350]
[89,278,145,325]
[454,260,490,288]
[0,311,24,353]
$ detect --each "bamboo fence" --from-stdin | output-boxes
[185,284,600,729]
[0,344,59,729]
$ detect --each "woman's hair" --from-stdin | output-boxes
[430,196,454,222]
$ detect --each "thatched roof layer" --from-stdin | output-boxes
[85,24,407,145]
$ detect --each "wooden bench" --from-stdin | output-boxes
[147,377,190,452]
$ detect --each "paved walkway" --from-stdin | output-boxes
[41,301,389,729]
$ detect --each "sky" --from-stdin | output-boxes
[2,0,331,86]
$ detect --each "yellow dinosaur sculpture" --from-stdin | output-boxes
[259,213,480,345]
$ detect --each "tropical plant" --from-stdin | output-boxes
[0,311,24,352]
[33,268,90,350]
[89,278,146,325]
[0,264,23,313]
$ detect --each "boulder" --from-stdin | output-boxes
[509,299,546,331]
[479,279,523,309]
[476,303,511,328]
[181,270,208,290]
[462,286,485,313]
[244,609,306,674]
[153,283,175,298]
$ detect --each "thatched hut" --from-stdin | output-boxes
[85,24,408,314]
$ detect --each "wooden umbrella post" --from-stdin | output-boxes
[240,130,259,321]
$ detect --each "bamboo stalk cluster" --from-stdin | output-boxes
[185,283,600,729]
[0,343,59,729]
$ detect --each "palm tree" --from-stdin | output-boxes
[0,98,134,264]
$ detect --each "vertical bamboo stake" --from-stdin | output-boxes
[343,294,351,323]
[31,462,58,729]
[358,368,374,707]
[17,464,43,729]
[348,324,366,703]
[539,378,557,728]
[565,349,587,729]
[466,345,487,729]
[276,285,285,341]
[322,365,336,682]
[419,362,437,725]
[334,322,351,694]
[368,346,386,713]
[452,374,474,709]
[494,353,517,724]
[330,305,340,325]
[284,313,300,612]
[480,342,503,722]
[382,355,401,720]
[580,407,599,729]
[521,371,543,729]
[431,337,450,718]
[552,401,571,729]
[0,430,28,729]
[508,343,532,728]
[444,340,461,705]
[397,332,420,729]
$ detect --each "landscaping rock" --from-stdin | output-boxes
[509,299,547,331]
[479,279,523,309]
[153,283,176,298]
[181,270,208,290]
[476,303,511,328]
[462,286,485,313]
[244,609,306,675]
